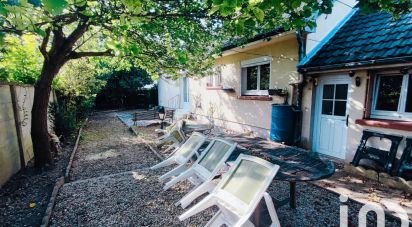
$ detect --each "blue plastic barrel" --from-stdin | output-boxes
[270,105,297,145]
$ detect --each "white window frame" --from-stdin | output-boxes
[241,56,272,96]
[371,72,412,121]
[208,68,222,87]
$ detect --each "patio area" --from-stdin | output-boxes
[48,111,409,226]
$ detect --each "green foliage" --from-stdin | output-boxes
[1,0,224,78]
[49,102,78,139]
[53,58,106,101]
[0,34,42,84]
[42,0,68,15]
[95,65,157,109]
[51,58,105,137]
[1,0,409,82]
[358,0,412,16]
[209,0,411,35]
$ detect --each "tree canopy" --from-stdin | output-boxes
[1,0,410,78]
[1,0,410,167]
[0,34,42,83]
[0,0,225,78]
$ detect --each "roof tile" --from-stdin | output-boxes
[301,11,412,69]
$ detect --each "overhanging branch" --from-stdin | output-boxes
[39,27,51,60]
[68,50,113,59]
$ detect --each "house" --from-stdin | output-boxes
[298,11,412,162]
[188,29,299,137]
[157,75,191,119]
[157,0,360,143]
[186,0,357,138]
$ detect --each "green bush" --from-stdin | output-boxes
[49,102,78,139]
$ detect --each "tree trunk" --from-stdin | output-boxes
[31,60,63,168]
[30,20,90,168]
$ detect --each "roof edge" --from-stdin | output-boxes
[298,8,359,67]
[298,56,412,74]
[221,28,286,52]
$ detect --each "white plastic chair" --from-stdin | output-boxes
[151,132,207,180]
[156,120,186,152]
[162,138,237,191]
[155,120,179,135]
[179,154,281,227]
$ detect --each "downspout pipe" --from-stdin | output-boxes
[290,30,306,145]
[291,30,306,106]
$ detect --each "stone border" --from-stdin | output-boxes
[116,113,164,161]
[344,164,412,193]
[64,118,88,182]
[40,177,64,227]
[116,114,130,127]
[129,126,165,161]
[40,118,88,227]
[145,142,165,161]
[91,109,124,115]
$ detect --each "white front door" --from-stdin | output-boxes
[313,76,351,159]
[181,77,190,110]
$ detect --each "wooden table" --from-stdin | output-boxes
[224,136,336,209]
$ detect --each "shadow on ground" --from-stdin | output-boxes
[49,112,406,226]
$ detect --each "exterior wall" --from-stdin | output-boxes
[157,76,181,109]
[305,0,357,55]
[345,70,412,162]
[302,70,412,163]
[0,84,56,186]
[300,0,358,149]
[189,37,299,138]
[301,79,314,149]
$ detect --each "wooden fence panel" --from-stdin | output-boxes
[14,86,35,163]
[0,85,21,186]
[0,84,56,186]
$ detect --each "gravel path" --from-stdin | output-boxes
[267,181,404,226]
[49,113,406,226]
[50,169,214,226]
[69,113,159,181]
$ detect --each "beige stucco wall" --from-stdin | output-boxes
[189,36,299,138]
[346,70,412,162]
[301,70,412,163]
[301,79,314,149]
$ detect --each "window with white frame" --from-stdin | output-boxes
[371,72,412,121]
[241,56,271,95]
[207,67,222,87]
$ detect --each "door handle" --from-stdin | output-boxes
[346,114,349,127]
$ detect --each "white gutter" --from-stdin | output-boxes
[303,62,412,75]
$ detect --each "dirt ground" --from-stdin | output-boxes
[0,140,74,227]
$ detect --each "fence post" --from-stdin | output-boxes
[10,85,25,168]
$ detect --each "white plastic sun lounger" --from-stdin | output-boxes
[162,138,237,191]
[156,120,186,152]
[179,154,281,227]
[151,132,207,180]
